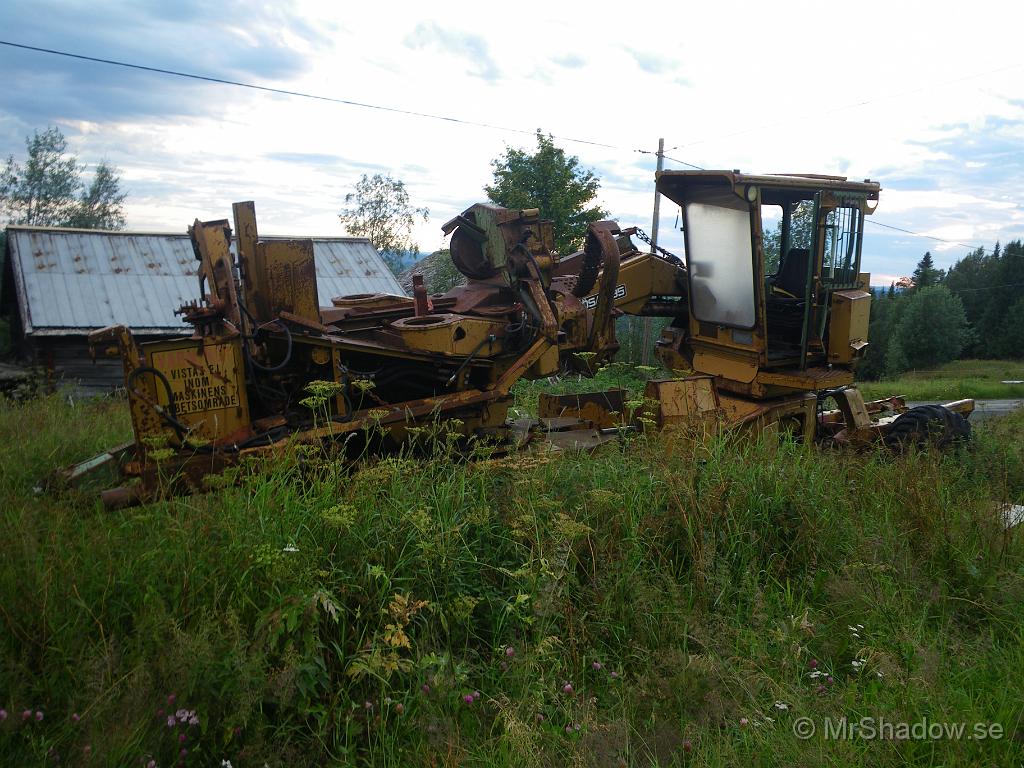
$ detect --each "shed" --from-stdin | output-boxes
[1,226,404,395]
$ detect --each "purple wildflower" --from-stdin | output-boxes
[535,713,545,722]
[592,661,602,670]
[683,739,693,753]
[167,715,176,728]
[826,675,834,684]
[72,713,81,723]
[505,646,515,658]
[178,733,187,744]
[0,709,6,721]
[809,659,818,669]
[34,710,43,722]
[394,702,405,715]
[421,684,431,695]
[562,683,574,695]
[148,761,157,768]
[609,671,618,679]
[739,717,749,728]
[22,710,31,721]
[473,690,481,701]
[167,694,176,706]
[463,694,474,705]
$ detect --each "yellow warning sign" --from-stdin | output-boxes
[147,340,249,439]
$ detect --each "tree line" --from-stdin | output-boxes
[859,245,1024,379]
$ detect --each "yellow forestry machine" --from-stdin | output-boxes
[65,171,973,506]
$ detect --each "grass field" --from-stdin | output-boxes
[1,389,1023,766]
[858,359,1024,402]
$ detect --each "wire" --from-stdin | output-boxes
[945,281,1024,293]
[4,40,1006,263]
[866,220,988,252]
[0,39,623,151]
[662,154,705,171]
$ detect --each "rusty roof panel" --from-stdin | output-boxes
[5,228,403,335]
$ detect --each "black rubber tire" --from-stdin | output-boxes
[883,404,971,451]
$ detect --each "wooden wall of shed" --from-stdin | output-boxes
[26,335,162,397]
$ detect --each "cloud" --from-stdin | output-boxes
[404,22,501,82]
[550,53,586,69]
[625,48,676,75]
[264,152,382,172]
[0,0,321,131]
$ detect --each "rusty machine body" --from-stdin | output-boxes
[70,172,973,505]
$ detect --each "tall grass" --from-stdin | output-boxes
[0,394,1022,766]
[859,359,1024,401]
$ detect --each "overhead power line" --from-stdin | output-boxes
[0,39,627,151]
[866,219,988,252]
[0,38,1006,259]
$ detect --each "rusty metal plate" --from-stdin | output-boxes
[145,337,251,444]
[258,239,319,323]
[537,388,628,429]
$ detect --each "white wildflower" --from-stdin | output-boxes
[774,701,789,711]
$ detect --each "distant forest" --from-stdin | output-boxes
[859,242,1024,380]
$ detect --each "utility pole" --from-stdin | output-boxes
[641,138,664,365]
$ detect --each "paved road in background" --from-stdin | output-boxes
[908,399,1024,423]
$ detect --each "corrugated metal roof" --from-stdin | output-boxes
[5,226,404,335]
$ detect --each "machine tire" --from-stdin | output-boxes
[883,404,970,451]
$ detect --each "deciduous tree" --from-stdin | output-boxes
[885,285,967,375]
[0,127,127,230]
[66,162,127,230]
[339,173,428,275]
[485,131,606,255]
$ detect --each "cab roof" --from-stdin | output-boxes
[656,170,881,207]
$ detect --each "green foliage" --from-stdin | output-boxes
[979,240,1024,358]
[339,174,429,275]
[2,394,1023,766]
[65,162,127,230]
[857,289,897,380]
[865,239,1023,376]
[884,285,967,375]
[0,127,127,230]
[911,251,944,289]
[485,131,607,255]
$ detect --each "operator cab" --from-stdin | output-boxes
[656,171,879,398]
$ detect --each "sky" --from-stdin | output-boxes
[2,0,1023,285]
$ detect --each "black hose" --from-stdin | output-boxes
[248,320,293,372]
[126,366,190,440]
[446,334,496,387]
